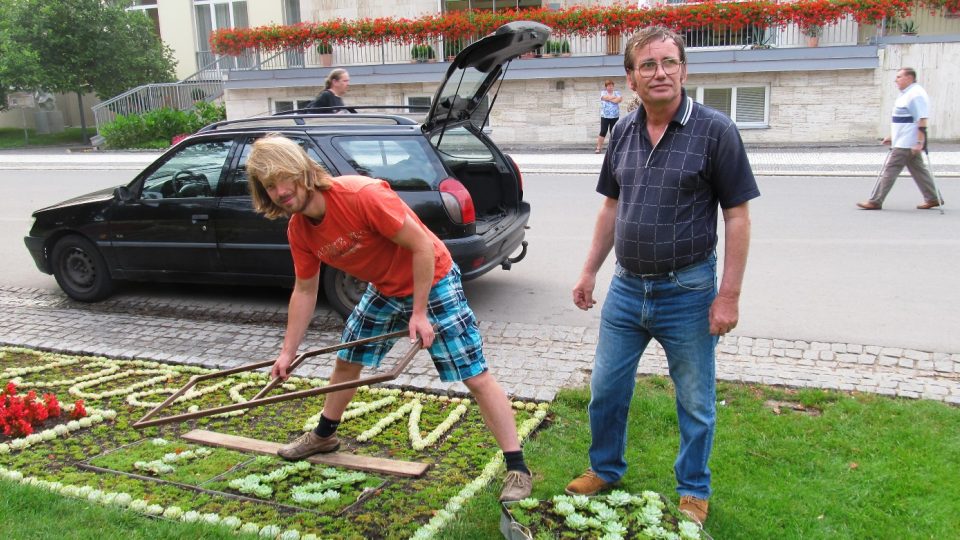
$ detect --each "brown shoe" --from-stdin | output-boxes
[277,431,340,460]
[856,201,881,210]
[499,470,533,502]
[564,469,612,496]
[679,495,709,525]
[917,199,943,209]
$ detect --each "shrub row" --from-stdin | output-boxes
[100,101,226,149]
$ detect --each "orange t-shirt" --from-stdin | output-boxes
[288,176,452,297]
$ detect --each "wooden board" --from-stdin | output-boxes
[181,429,430,478]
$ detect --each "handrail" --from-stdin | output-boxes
[91,55,227,136]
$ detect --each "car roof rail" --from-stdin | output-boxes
[278,105,430,117]
[196,111,425,134]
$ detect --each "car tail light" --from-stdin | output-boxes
[439,178,475,225]
[506,154,524,199]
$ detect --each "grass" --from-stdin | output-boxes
[447,378,960,539]
[0,478,256,540]
[0,126,88,149]
[3,376,958,539]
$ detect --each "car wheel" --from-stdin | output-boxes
[51,235,114,302]
[322,267,368,319]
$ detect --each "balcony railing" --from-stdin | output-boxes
[218,17,877,73]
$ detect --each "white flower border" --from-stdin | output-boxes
[0,404,117,455]
[1,347,552,540]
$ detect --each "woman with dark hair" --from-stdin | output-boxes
[307,68,350,113]
[596,79,622,153]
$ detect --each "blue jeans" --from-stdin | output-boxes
[588,255,718,499]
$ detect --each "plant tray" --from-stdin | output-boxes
[500,490,713,540]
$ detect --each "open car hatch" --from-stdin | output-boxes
[423,21,550,133]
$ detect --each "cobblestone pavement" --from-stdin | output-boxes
[1,286,956,405]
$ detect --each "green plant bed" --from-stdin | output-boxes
[0,347,549,539]
[502,491,707,540]
[448,378,960,539]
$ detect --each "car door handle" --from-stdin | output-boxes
[191,214,209,224]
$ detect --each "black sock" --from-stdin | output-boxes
[313,414,340,438]
[504,450,530,475]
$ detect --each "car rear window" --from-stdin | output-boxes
[333,136,445,189]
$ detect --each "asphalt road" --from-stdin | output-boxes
[3,169,958,352]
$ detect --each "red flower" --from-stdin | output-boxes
[209,0,922,56]
[70,400,87,420]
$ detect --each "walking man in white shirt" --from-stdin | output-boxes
[858,67,942,210]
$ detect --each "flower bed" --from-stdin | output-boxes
[502,490,709,540]
[0,347,549,539]
[207,0,960,56]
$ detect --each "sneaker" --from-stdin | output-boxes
[564,469,612,496]
[277,431,340,460]
[499,470,533,502]
[679,495,709,526]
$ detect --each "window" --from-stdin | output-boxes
[431,126,494,162]
[194,1,249,69]
[686,86,768,128]
[334,137,445,188]
[141,140,234,199]
[444,0,540,13]
[226,137,327,197]
[407,96,432,109]
[273,99,314,114]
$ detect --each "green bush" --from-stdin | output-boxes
[545,39,570,55]
[443,39,463,59]
[411,44,436,61]
[316,41,332,54]
[100,102,226,149]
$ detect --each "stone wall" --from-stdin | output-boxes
[224,42,959,146]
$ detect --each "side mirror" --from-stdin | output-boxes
[114,185,132,202]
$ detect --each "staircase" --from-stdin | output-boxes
[90,58,227,144]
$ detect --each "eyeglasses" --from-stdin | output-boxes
[635,58,684,78]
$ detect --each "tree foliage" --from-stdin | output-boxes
[0,0,177,111]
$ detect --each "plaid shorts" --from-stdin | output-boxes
[337,265,487,382]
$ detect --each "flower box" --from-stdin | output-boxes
[500,490,712,540]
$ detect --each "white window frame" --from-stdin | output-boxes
[687,85,770,129]
[405,94,433,111]
[272,99,314,114]
[194,1,248,52]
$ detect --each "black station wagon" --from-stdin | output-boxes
[24,22,549,317]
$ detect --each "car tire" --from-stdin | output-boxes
[51,235,114,302]
[322,267,368,319]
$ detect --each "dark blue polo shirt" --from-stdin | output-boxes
[597,89,760,275]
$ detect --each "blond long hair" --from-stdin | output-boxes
[247,134,332,220]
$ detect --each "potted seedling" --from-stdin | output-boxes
[411,43,436,63]
[317,42,333,66]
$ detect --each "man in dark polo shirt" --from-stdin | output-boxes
[565,26,760,527]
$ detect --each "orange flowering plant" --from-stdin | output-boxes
[210,0,940,56]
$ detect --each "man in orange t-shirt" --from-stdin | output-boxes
[246,135,533,502]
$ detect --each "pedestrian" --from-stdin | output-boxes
[596,79,622,153]
[244,134,533,502]
[857,67,941,210]
[566,26,760,527]
[306,68,351,113]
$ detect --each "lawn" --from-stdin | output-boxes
[448,379,960,539]
[2,348,958,539]
[0,126,88,149]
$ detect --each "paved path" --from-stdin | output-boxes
[1,286,956,405]
[1,146,957,406]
